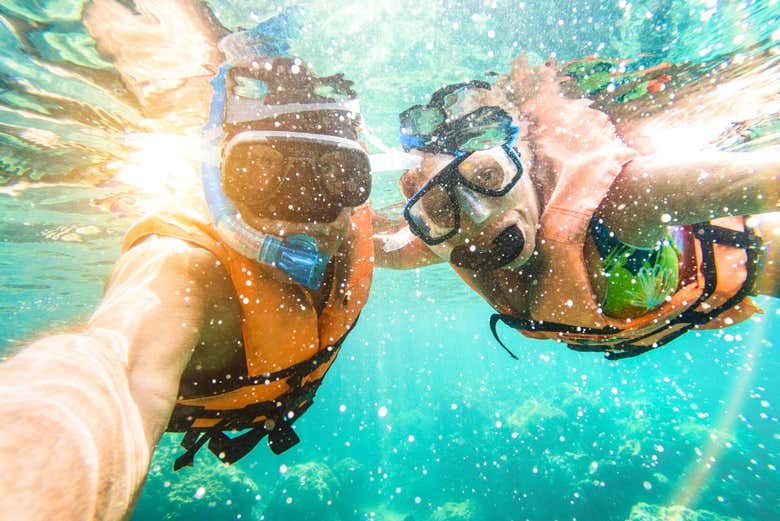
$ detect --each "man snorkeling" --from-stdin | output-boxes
[376,54,779,360]
[0,4,373,520]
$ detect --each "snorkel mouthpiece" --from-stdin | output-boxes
[450,225,525,271]
[259,234,329,289]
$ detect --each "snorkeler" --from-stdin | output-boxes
[375,53,779,360]
[0,3,373,520]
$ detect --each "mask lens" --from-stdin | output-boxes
[285,156,315,181]
[224,143,284,191]
[408,184,457,242]
[441,86,484,119]
[222,136,369,223]
[318,149,371,206]
[458,156,506,191]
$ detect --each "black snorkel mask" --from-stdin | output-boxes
[399,81,525,271]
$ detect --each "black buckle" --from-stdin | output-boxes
[268,423,300,454]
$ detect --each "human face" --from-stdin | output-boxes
[403,143,524,244]
[401,145,539,271]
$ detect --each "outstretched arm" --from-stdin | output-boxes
[599,150,779,247]
[371,207,443,269]
[0,238,219,521]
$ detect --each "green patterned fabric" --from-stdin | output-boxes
[591,220,680,319]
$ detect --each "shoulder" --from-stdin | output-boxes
[107,236,229,300]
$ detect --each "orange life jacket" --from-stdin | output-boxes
[122,203,374,466]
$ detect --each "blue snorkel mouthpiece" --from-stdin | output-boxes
[259,234,329,289]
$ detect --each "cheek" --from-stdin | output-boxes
[429,242,455,261]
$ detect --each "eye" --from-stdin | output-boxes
[458,154,505,190]
[419,184,456,228]
[474,167,502,188]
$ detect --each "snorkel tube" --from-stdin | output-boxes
[201,64,329,289]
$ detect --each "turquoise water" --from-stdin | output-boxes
[1,1,779,520]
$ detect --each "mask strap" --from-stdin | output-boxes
[223,130,366,158]
[361,127,423,172]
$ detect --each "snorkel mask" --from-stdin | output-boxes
[202,10,370,289]
[398,81,527,271]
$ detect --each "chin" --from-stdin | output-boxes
[243,208,351,255]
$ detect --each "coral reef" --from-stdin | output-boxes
[428,499,480,521]
[626,502,741,521]
[132,436,262,521]
[262,461,344,521]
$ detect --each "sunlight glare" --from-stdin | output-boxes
[108,132,202,197]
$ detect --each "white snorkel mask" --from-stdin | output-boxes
[202,21,373,289]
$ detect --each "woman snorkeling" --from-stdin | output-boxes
[375,50,779,359]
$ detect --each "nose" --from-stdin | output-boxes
[455,187,492,224]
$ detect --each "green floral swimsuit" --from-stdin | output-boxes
[591,219,681,319]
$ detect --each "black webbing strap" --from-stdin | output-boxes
[488,221,763,361]
[489,314,621,359]
[173,386,315,470]
[243,338,344,387]
[173,426,269,471]
[171,336,348,470]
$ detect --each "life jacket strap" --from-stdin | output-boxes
[489,220,763,360]
[169,334,348,470]
[172,387,314,470]
[173,418,303,470]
